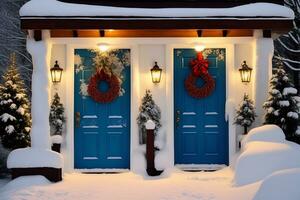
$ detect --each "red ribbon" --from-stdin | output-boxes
[190,52,209,77]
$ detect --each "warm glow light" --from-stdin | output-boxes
[151,62,162,84]
[97,43,109,52]
[50,61,63,83]
[239,61,252,83]
[194,43,205,52]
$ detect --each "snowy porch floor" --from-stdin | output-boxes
[0,168,260,200]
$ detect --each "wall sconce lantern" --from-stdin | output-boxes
[151,62,162,84]
[239,61,252,83]
[50,61,63,83]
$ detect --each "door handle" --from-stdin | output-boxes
[175,110,180,128]
[75,112,81,128]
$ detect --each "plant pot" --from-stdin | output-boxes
[146,129,163,176]
[51,143,61,153]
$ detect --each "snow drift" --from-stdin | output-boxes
[254,168,300,200]
[7,148,63,169]
[241,125,285,149]
[234,141,300,186]
[0,175,50,193]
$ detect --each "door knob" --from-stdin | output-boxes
[175,110,180,128]
[75,112,81,128]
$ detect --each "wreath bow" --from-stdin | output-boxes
[190,53,209,77]
[185,52,215,98]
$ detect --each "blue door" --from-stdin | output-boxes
[74,49,130,169]
[174,48,228,165]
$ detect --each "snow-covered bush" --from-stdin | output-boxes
[137,90,161,144]
[234,141,300,186]
[234,94,256,134]
[254,168,300,200]
[0,54,31,149]
[49,93,65,135]
[263,66,300,142]
[241,125,285,149]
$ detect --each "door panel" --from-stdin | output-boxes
[74,49,130,169]
[174,48,228,165]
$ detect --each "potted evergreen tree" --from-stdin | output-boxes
[49,93,66,153]
[234,94,256,148]
[137,90,161,144]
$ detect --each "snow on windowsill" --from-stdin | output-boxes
[20,0,294,19]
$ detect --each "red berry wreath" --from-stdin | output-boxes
[185,52,215,98]
[87,69,120,103]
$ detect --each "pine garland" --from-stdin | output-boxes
[0,54,31,149]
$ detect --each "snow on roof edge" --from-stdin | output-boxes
[20,0,295,19]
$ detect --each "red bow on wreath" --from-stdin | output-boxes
[190,52,209,77]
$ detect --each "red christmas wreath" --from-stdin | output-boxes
[87,69,120,103]
[185,52,215,98]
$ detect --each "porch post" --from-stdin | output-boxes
[27,30,52,149]
[253,30,274,125]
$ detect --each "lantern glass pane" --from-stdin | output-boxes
[51,69,62,83]
[240,69,251,83]
[151,70,162,83]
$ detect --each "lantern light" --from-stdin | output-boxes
[239,61,252,83]
[97,43,109,52]
[194,43,205,52]
[50,61,63,83]
[151,62,162,84]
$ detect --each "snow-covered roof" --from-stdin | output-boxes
[20,0,294,19]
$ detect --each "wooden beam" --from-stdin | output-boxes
[58,0,285,8]
[197,30,202,37]
[99,30,105,37]
[72,30,78,37]
[21,19,293,31]
[263,30,272,38]
[222,30,228,37]
[33,30,42,41]
[50,29,253,38]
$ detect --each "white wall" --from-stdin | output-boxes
[49,37,263,172]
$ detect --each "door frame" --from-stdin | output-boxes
[165,44,235,167]
[64,43,140,172]
[172,47,229,165]
[73,48,132,170]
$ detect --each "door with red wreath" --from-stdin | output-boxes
[74,49,130,169]
[174,48,228,165]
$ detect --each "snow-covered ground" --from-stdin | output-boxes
[0,178,9,190]
[0,168,260,200]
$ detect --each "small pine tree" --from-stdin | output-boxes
[234,94,256,134]
[0,54,31,149]
[137,90,161,144]
[49,93,65,135]
[263,65,300,140]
